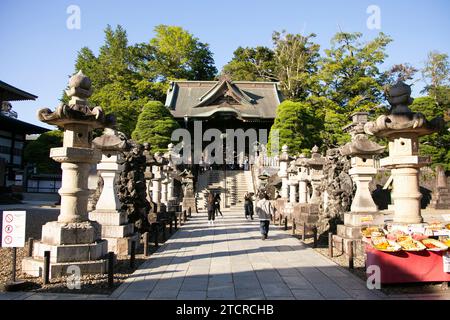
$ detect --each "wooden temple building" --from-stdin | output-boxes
[165,77,283,163]
[0,80,48,188]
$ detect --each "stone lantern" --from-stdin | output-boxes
[295,154,309,204]
[278,145,290,199]
[180,169,196,213]
[143,143,156,205]
[287,161,298,204]
[365,81,445,224]
[152,152,168,212]
[337,112,385,243]
[23,71,110,277]
[89,128,139,255]
[307,145,326,204]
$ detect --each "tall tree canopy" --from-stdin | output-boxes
[410,51,450,171]
[68,24,217,137]
[222,31,320,100]
[314,32,393,148]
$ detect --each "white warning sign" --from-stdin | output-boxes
[1,211,26,247]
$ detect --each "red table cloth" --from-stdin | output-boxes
[365,246,450,284]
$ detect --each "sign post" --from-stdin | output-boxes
[1,211,27,291]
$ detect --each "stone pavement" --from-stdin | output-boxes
[110,210,385,300]
[2,209,450,300]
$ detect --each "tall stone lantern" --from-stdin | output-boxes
[295,154,309,204]
[89,128,139,255]
[365,81,445,224]
[307,145,326,204]
[287,161,298,204]
[337,112,385,242]
[143,143,156,205]
[23,71,109,277]
[278,145,290,199]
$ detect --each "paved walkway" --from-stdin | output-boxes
[110,210,385,300]
[2,209,449,300]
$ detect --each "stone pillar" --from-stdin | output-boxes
[430,165,450,209]
[298,177,308,204]
[278,145,290,199]
[161,172,168,205]
[181,169,197,213]
[152,165,161,210]
[88,128,139,255]
[295,154,309,204]
[143,143,155,204]
[386,136,424,224]
[349,158,378,213]
[365,81,445,224]
[307,146,325,205]
[23,71,109,278]
[289,180,297,203]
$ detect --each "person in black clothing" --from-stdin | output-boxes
[214,192,223,217]
[244,192,254,220]
[207,192,215,225]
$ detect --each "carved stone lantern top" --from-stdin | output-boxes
[307,145,325,168]
[340,111,385,157]
[37,71,112,130]
[279,144,291,162]
[364,80,445,138]
[92,128,127,152]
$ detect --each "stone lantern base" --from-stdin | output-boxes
[429,187,450,209]
[89,210,139,256]
[292,204,320,228]
[182,197,197,213]
[334,212,385,256]
[22,221,108,279]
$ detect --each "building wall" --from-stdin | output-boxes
[0,129,26,187]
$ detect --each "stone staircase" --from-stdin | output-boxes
[195,170,254,211]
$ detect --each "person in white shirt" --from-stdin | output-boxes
[255,191,273,240]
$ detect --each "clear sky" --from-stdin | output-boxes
[1,0,449,129]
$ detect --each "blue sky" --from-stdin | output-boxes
[1,0,449,129]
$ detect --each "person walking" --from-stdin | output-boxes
[214,192,223,217]
[207,192,216,225]
[244,192,254,220]
[255,191,273,240]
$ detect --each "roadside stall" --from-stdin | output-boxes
[363,222,450,284]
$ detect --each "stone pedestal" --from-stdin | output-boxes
[292,203,320,227]
[23,71,109,278]
[334,112,386,255]
[429,165,450,209]
[88,142,139,256]
[180,169,197,213]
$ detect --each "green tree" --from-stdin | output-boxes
[146,25,217,81]
[68,24,217,137]
[272,31,320,100]
[131,101,180,152]
[267,100,323,155]
[222,46,277,81]
[410,96,450,171]
[222,31,320,100]
[316,32,393,148]
[24,130,63,174]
